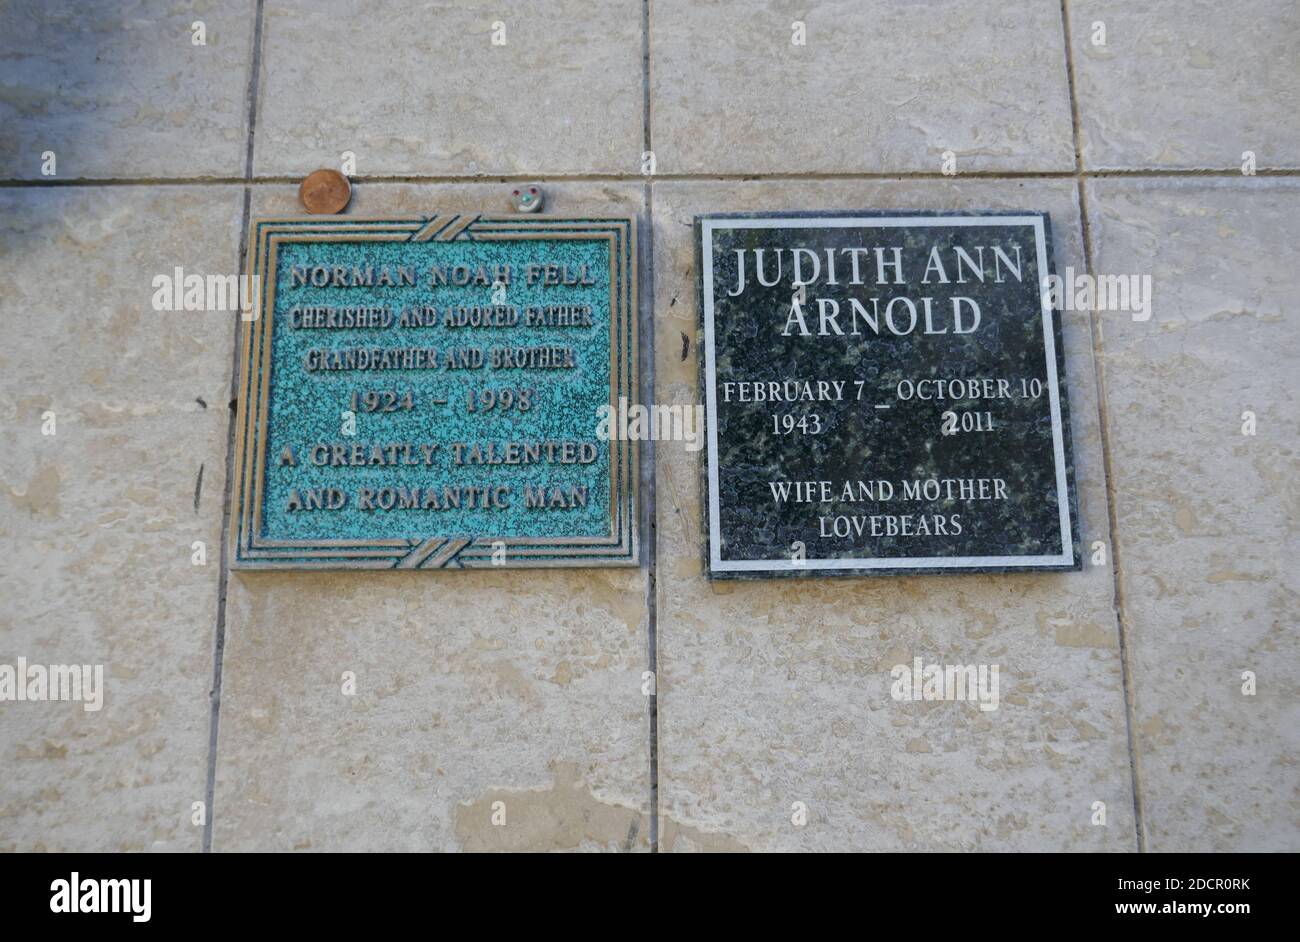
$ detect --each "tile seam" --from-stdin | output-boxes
[1060,0,1148,853]
[642,0,660,855]
[4,169,1300,188]
[202,0,266,855]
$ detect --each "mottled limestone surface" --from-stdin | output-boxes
[253,0,644,177]
[0,0,1296,854]
[653,179,1134,851]
[650,0,1076,174]
[1070,0,1300,170]
[0,186,242,850]
[211,183,652,852]
[0,1,254,179]
[1087,179,1300,851]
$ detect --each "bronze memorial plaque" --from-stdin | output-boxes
[231,214,638,570]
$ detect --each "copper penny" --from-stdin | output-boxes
[298,169,351,214]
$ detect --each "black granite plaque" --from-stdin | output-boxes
[696,212,1080,578]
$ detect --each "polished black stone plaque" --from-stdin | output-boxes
[696,212,1080,578]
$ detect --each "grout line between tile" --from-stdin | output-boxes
[642,0,660,855]
[3,169,1299,188]
[1060,0,1148,853]
[202,0,266,855]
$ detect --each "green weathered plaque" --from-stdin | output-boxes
[231,214,637,570]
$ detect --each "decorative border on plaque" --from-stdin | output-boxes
[696,210,1080,578]
[230,214,638,570]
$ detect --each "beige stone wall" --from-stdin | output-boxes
[0,0,1295,852]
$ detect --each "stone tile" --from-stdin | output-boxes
[0,186,243,850]
[652,179,1135,851]
[254,0,644,178]
[649,0,1076,175]
[1087,179,1300,851]
[211,182,652,852]
[1070,1,1300,170]
[0,1,255,180]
